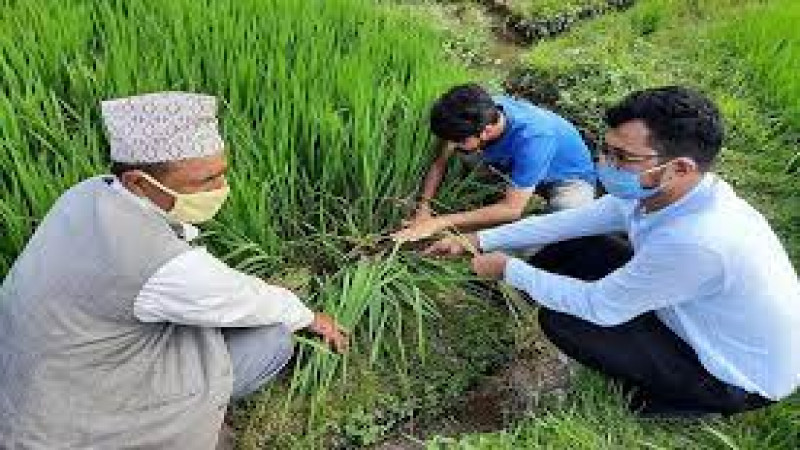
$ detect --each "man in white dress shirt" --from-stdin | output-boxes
[426,86,800,416]
[0,92,346,448]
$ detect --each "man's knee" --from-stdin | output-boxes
[263,324,295,373]
[227,324,295,400]
[537,308,574,346]
[546,180,596,212]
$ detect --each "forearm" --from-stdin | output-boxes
[135,281,315,330]
[419,157,448,203]
[501,243,721,327]
[439,201,522,229]
[479,195,626,252]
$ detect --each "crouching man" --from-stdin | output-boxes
[0,92,347,448]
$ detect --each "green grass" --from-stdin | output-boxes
[715,0,800,128]
[231,269,517,448]
[429,371,800,449]
[415,0,628,23]
[0,0,472,275]
[507,0,609,20]
[713,0,800,171]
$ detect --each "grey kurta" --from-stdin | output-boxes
[0,176,233,449]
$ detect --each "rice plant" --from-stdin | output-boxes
[3,0,473,263]
[714,0,800,170]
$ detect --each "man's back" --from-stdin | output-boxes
[0,176,231,449]
[481,96,596,187]
[648,177,800,399]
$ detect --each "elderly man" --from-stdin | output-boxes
[0,92,346,448]
[426,86,800,416]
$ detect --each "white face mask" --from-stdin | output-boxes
[138,172,230,224]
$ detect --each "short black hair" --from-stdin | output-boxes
[110,161,173,179]
[430,83,500,142]
[605,86,724,171]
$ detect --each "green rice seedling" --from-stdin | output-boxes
[284,247,447,427]
[714,0,800,168]
[0,0,472,270]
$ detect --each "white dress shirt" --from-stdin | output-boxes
[110,178,314,331]
[479,174,800,400]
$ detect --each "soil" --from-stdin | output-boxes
[372,307,575,448]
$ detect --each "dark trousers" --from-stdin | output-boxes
[528,235,774,416]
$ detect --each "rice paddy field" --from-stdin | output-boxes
[1,0,799,448]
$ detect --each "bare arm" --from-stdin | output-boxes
[437,187,533,229]
[414,140,453,215]
[394,186,533,242]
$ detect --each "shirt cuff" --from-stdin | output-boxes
[477,228,501,253]
[284,301,315,332]
[503,257,536,294]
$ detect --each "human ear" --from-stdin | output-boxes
[673,157,698,176]
[119,171,149,197]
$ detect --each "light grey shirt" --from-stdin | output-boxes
[479,174,800,400]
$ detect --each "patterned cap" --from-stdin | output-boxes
[101,92,224,163]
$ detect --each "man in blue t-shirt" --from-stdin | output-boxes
[394,83,596,242]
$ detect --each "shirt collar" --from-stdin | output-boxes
[106,176,200,242]
[634,173,717,223]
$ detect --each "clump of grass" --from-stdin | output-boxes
[509,0,612,20]
[713,0,800,170]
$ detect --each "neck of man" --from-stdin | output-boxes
[640,172,704,214]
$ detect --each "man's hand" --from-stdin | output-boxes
[423,233,479,257]
[471,252,510,280]
[404,202,433,226]
[307,312,349,354]
[392,216,449,243]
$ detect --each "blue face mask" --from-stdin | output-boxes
[597,162,667,200]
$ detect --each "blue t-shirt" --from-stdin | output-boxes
[479,96,596,189]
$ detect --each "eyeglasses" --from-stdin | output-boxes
[598,143,661,166]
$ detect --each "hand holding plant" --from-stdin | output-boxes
[423,233,480,257]
[403,201,433,227]
[392,216,450,242]
[307,312,349,354]
[471,252,510,280]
